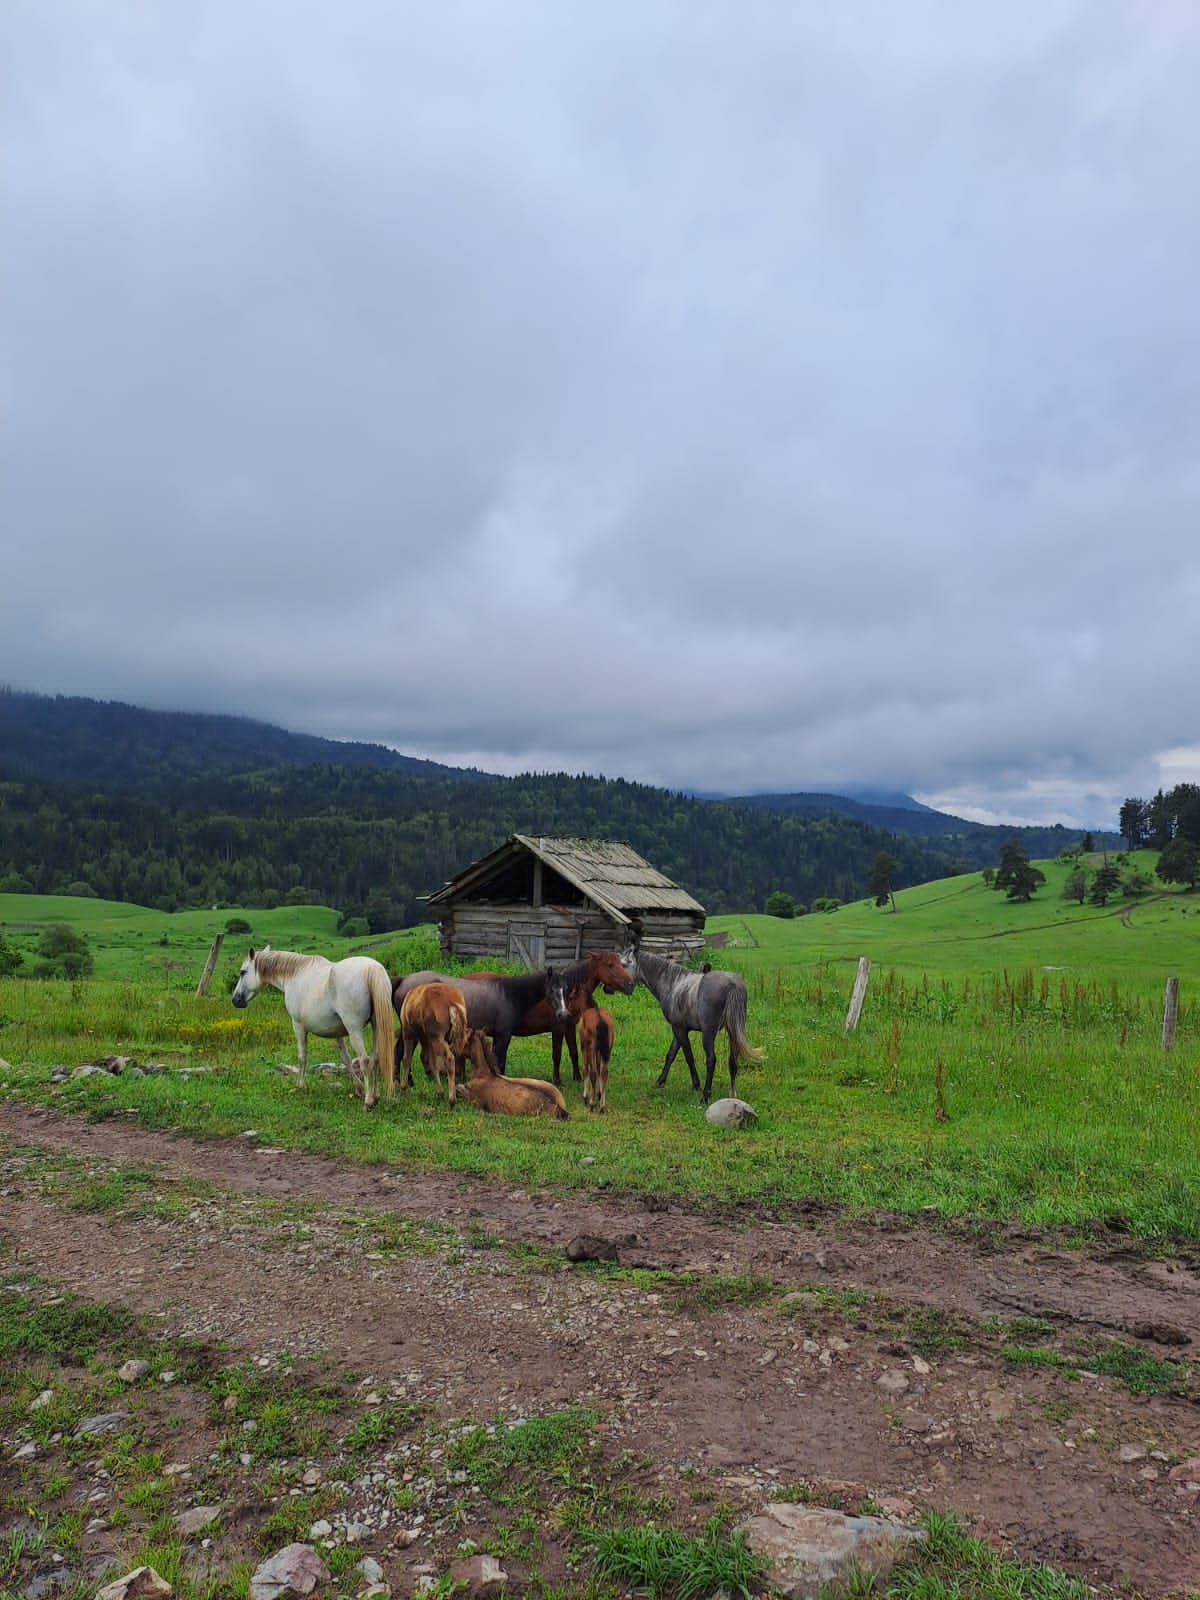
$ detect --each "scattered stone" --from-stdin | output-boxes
[12,1441,37,1460]
[1128,1320,1190,1347]
[31,1388,55,1410]
[743,1503,927,1599]
[705,1097,758,1128]
[1118,1443,1147,1463]
[565,1234,620,1263]
[249,1542,331,1600]
[75,1411,131,1438]
[448,1552,508,1598]
[1169,1456,1200,1482]
[94,1567,174,1600]
[175,1506,221,1537]
[357,1556,385,1584]
[117,1360,151,1383]
[308,1520,333,1540]
[875,1371,911,1396]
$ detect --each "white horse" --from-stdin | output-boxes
[231,946,396,1109]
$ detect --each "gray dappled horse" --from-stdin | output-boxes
[632,949,763,1103]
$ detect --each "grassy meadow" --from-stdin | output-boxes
[2,850,1198,1241]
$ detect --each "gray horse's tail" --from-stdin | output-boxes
[368,963,397,1097]
[722,982,765,1064]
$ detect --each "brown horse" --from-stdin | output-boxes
[398,981,469,1106]
[467,949,634,1084]
[571,995,615,1114]
[461,1030,569,1120]
[391,967,570,1074]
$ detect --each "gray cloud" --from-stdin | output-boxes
[2,1,1198,829]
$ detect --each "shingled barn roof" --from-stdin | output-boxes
[425,834,705,925]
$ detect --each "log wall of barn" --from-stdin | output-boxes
[438,903,708,963]
[438,904,628,963]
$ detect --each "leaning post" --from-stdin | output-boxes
[195,933,224,998]
[845,957,871,1033]
[1162,976,1180,1052]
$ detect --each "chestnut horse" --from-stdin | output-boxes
[398,980,469,1106]
[567,990,615,1113]
[391,967,570,1074]
[468,949,635,1084]
[461,1030,569,1119]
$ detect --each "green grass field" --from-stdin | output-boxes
[2,852,1197,1240]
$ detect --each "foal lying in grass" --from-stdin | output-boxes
[462,1030,569,1120]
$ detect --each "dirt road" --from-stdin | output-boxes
[3,1102,1199,1596]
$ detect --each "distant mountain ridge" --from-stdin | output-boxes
[729,790,978,835]
[0,687,1119,921]
[0,686,492,790]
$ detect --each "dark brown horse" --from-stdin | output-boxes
[391,967,570,1074]
[468,949,635,1084]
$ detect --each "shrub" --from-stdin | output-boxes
[764,891,796,919]
[0,932,23,976]
[225,917,253,935]
[34,923,94,980]
[339,917,370,939]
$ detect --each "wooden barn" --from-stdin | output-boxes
[425,835,707,965]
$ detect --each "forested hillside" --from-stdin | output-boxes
[0,688,1109,924]
[0,765,963,925]
[733,790,1120,858]
[0,687,489,788]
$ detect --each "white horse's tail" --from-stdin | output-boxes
[367,963,397,1097]
[722,982,765,1064]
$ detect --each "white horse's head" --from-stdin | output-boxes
[231,946,269,1009]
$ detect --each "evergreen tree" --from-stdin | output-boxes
[994,839,1046,902]
[867,851,898,910]
[1087,861,1122,906]
[1118,797,1149,852]
[1061,866,1088,905]
[1157,837,1200,890]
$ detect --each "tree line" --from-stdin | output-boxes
[0,763,963,925]
[1118,785,1200,888]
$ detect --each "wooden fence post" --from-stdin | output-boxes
[845,957,871,1033]
[1162,976,1179,1052]
[195,933,224,998]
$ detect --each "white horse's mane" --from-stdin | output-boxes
[254,948,324,982]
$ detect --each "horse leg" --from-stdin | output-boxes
[580,1036,594,1109]
[657,1029,700,1092]
[655,1035,680,1087]
[701,1028,719,1104]
[551,1027,564,1088]
[291,1021,308,1091]
[727,1030,739,1098]
[566,1019,581,1082]
[492,1031,512,1074]
[443,1039,457,1108]
[347,1024,376,1109]
[400,1028,416,1092]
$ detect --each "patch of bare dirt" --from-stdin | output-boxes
[3,1102,1200,1597]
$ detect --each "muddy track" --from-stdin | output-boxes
[3,1103,1200,1596]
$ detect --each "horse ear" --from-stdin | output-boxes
[248,947,256,959]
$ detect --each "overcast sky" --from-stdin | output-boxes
[3,3,1198,829]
